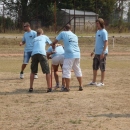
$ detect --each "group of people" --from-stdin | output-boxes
[19,17,108,93]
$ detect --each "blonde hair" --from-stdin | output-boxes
[37,28,43,35]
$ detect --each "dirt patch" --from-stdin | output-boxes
[0,54,130,130]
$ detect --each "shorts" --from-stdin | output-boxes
[23,51,32,64]
[52,55,64,65]
[31,54,50,74]
[93,54,107,71]
[62,58,82,78]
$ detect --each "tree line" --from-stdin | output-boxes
[1,0,129,32]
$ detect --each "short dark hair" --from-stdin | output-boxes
[24,22,30,27]
[64,24,71,31]
[96,18,105,28]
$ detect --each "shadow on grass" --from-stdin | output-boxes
[88,113,130,118]
[0,86,81,95]
[0,89,48,95]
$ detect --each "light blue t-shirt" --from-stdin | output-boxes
[56,31,80,58]
[31,35,52,56]
[47,46,64,58]
[22,30,37,52]
[95,29,108,54]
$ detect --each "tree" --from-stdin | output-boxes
[3,0,117,28]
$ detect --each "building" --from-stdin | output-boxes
[57,9,98,31]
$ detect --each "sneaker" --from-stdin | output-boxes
[79,86,83,91]
[34,74,38,79]
[53,85,60,90]
[88,82,97,85]
[96,82,104,87]
[20,73,24,79]
[62,87,70,92]
[28,88,33,92]
[47,88,52,93]
[60,86,65,91]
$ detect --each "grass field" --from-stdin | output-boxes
[0,35,130,130]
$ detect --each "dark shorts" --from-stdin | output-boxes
[31,54,50,74]
[93,54,107,71]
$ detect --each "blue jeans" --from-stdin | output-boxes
[23,51,32,64]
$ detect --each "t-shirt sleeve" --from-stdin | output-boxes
[34,31,37,38]
[56,32,63,41]
[46,36,52,44]
[102,31,108,41]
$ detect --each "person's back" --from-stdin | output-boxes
[32,35,52,56]
[56,31,80,58]
[47,45,64,58]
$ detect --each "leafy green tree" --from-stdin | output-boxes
[3,0,117,28]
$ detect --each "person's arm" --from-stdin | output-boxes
[51,39,58,49]
[20,34,26,46]
[100,40,108,59]
[46,52,52,59]
[90,49,95,57]
[19,41,25,46]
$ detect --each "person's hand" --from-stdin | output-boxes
[19,42,23,46]
[100,53,104,60]
[90,52,94,57]
[51,50,56,54]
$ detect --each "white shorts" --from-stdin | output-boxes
[52,55,64,65]
[62,58,82,78]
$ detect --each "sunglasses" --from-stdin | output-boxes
[24,25,28,27]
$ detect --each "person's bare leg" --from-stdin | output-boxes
[101,71,105,83]
[76,77,82,87]
[30,73,34,89]
[60,64,65,87]
[65,78,70,90]
[62,78,65,87]
[21,64,27,73]
[92,70,97,83]
[46,73,51,89]
[53,65,59,86]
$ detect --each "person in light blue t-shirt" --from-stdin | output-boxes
[29,28,52,93]
[47,45,65,90]
[51,24,83,92]
[89,18,108,87]
[19,22,37,79]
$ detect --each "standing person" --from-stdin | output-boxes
[88,18,108,87]
[47,44,65,90]
[51,24,83,92]
[19,22,38,79]
[29,28,52,93]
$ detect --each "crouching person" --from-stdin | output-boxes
[29,28,52,93]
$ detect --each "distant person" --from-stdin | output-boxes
[88,18,108,87]
[19,22,38,79]
[51,24,83,92]
[47,44,65,90]
[29,28,52,93]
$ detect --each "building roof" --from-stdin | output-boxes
[61,9,97,16]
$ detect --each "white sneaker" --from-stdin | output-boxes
[34,74,38,79]
[96,82,104,87]
[20,73,24,79]
[88,82,97,85]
